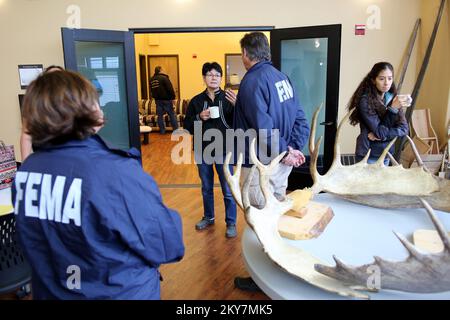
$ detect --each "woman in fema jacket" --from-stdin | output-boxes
[14,70,184,299]
[348,62,410,165]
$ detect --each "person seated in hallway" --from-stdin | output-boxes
[13,70,184,299]
[183,62,238,238]
[20,65,64,161]
[150,66,179,134]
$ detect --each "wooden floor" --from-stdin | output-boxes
[144,133,268,300]
[143,131,202,186]
[1,133,269,300]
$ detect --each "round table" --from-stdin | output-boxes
[242,192,450,300]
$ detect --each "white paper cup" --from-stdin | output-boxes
[397,94,412,107]
[209,106,220,119]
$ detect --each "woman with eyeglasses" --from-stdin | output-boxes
[184,62,238,238]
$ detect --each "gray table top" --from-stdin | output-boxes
[242,192,450,300]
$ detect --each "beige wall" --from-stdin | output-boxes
[416,0,450,149]
[0,0,422,158]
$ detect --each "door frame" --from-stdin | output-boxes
[130,26,275,34]
[131,27,274,120]
[139,54,148,99]
[129,25,341,190]
[271,24,342,190]
[61,28,140,151]
[147,54,181,101]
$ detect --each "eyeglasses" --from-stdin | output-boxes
[205,73,221,78]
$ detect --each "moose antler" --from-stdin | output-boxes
[224,141,370,299]
[315,199,450,293]
[309,105,450,212]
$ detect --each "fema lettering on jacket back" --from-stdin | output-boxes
[14,171,82,226]
[275,79,294,103]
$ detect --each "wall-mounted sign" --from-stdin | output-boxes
[18,64,43,89]
[355,24,366,36]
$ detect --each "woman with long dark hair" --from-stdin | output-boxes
[348,62,410,164]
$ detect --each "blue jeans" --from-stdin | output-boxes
[356,155,390,166]
[156,100,178,133]
[197,163,237,225]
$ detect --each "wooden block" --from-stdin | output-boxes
[285,208,308,218]
[278,201,334,240]
[413,229,450,253]
[286,189,312,214]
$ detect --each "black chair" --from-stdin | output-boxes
[0,213,32,296]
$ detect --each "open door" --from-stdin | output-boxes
[271,24,341,190]
[61,28,140,151]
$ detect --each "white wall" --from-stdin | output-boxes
[0,0,422,158]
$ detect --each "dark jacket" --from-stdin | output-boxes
[233,61,310,166]
[184,89,233,160]
[150,73,175,100]
[12,135,184,299]
[355,92,409,159]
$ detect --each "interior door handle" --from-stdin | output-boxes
[320,121,334,126]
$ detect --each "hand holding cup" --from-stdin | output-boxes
[200,109,210,120]
[394,94,413,108]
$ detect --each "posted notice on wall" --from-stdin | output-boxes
[18,64,43,89]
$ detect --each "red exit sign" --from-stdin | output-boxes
[355,24,366,36]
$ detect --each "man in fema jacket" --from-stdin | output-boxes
[233,31,310,208]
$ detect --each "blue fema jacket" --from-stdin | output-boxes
[355,92,409,159]
[233,61,310,167]
[12,135,184,300]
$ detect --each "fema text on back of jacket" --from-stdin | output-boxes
[14,171,82,226]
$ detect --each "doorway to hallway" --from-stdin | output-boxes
[62,25,341,189]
